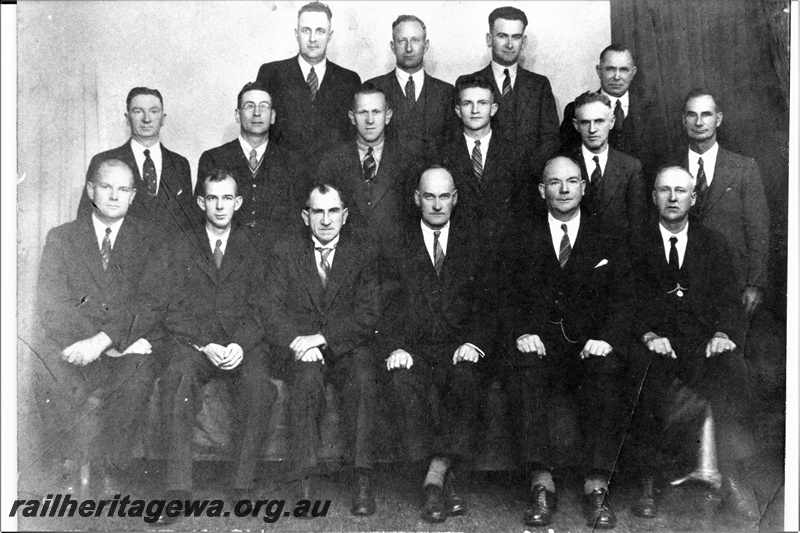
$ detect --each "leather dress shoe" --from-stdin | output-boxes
[583,488,617,529]
[719,476,759,521]
[421,485,446,523]
[351,474,376,516]
[443,471,466,516]
[523,484,557,527]
[631,475,658,518]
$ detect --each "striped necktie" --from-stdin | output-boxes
[502,68,511,98]
[101,227,112,270]
[471,140,483,183]
[317,247,332,287]
[558,224,571,268]
[307,66,319,101]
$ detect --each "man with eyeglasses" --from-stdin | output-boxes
[196,81,297,254]
[366,14,459,166]
[256,2,361,197]
[77,87,194,237]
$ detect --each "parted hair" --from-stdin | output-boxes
[573,91,612,111]
[488,6,528,29]
[126,87,163,110]
[298,2,332,21]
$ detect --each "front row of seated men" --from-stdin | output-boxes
[34,154,759,527]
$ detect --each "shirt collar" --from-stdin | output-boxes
[395,67,425,85]
[659,220,689,241]
[688,141,719,163]
[581,144,609,173]
[600,89,629,109]
[491,60,518,82]
[463,129,492,147]
[420,219,450,236]
[91,213,125,247]
[548,211,581,233]
[206,225,231,252]
[357,139,384,161]
[298,55,327,82]
[238,135,269,160]
[130,138,161,159]
[312,234,339,250]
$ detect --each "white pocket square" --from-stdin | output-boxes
[594,259,609,268]
[177,189,184,196]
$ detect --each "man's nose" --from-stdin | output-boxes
[252,106,262,117]
[668,190,678,201]
[405,41,413,52]
[694,115,704,126]
[215,199,224,210]
[321,213,331,225]
[366,113,374,124]
[559,182,569,194]
[612,69,621,80]
[109,189,119,200]
[432,200,442,210]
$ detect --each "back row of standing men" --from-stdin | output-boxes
[36,2,768,529]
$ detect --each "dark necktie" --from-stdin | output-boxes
[406,75,416,104]
[591,155,602,186]
[668,236,679,272]
[471,140,483,183]
[588,155,602,209]
[558,223,571,269]
[363,147,377,182]
[143,148,157,196]
[433,230,444,276]
[502,68,511,98]
[213,239,223,270]
[248,149,259,173]
[613,99,624,131]
[101,227,112,271]
[317,247,332,287]
[307,66,319,101]
[696,156,709,203]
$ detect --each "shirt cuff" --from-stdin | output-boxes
[464,342,485,358]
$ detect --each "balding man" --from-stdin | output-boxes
[622,166,758,522]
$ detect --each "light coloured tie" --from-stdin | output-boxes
[248,149,259,173]
[433,230,444,276]
[363,147,377,182]
[317,247,332,288]
[213,239,223,270]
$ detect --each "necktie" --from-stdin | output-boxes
[101,227,112,271]
[317,247,332,287]
[248,149,259,173]
[588,155,602,210]
[558,223,571,269]
[213,239,223,270]
[406,75,416,103]
[613,99,624,131]
[306,66,319,101]
[591,155,602,185]
[668,236,679,271]
[502,68,511,98]
[433,230,444,276]
[363,147,377,183]
[143,148,157,196]
[471,140,483,183]
[696,156,709,202]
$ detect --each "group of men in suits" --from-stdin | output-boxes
[34,1,770,529]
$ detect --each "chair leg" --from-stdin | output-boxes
[670,405,722,489]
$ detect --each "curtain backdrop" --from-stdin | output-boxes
[609,0,790,316]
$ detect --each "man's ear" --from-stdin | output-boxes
[690,191,697,207]
[86,181,96,202]
[651,190,657,206]
[233,196,243,212]
[348,109,356,126]
[197,195,206,211]
[301,209,310,227]
[452,189,458,207]
[341,207,349,225]
[414,189,421,208]
[716,111,723,128]
[490,102,499,117]
[572,117,580,132]
[385,108,393,125]
[269,109,276,125]
[485,32,492,48]
[539,183,546,200]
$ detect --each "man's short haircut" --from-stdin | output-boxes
[352,82,388,110]
[599,44,634,63]
[488,6,528,30]
[683,88,722,113]
[305,183,346,208]
[91,159,136,188]
[573,91,612,112]
[392,14,426,31]
[416,164,455,190]
[200,169,238,196]
[126,87,163,110]
[654,165,696,192]
[541,155,582,183]
[298,2,332,21]
[453,74,496,103]
[237,81,272,109]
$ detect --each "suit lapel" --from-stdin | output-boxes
[301,240,325,314]
[596,148,626,214]
[700,149,735,215]
[455,137,480,194]
[122,141,142,182]
[189,224,220,282]
[371,143,400,208]
[75,217,109,285]
[322,235,354,311]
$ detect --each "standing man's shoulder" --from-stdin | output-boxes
[256,56,298,82]
[326,60,362,86]
[516,66,553,88]
[424,72,455,91]
[717,146,760,171]
[366,71,395,90]
[607,146,642,170]
[161,143,190,168]
[89,141,133,166]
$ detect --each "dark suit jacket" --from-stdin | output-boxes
[166,222,267,354]
[625,222,746,347]
[440,134,530,245]
[256,56,361,182]
[469,65,560,175]
[560,89,660,181]
[37,215,169,354]
[77,140,194,236]
[196,138,298,246]
[264,229,381,368]
[505,213,628,355]
[384,220,499,363]
[570,146,647,239]
[367,70,459,166]
[673,146,770,291]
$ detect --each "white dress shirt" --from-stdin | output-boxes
[547,211,581,258]
[491,61,518,91]
[238,135,268,163]
[91,214,124,250]
[464,130,492,171]
[312,235,339,279]
[298,55,327,87]
[688,142,719,187]
[357,140,384,174]
[601,89,630,118]
[420,219,449,266]
[395,68,425,101]
[581,144,609,181]
[659,222,689,268]
[206,226,231,255]
[130,139,162,192]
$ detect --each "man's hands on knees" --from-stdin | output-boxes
[642,332,677,359]
[705,332,736,358]
[580,339,612,359]
[386,349,413,370]
[290,334,327,362]
[201,342,243,370]
[62,332,112,366]
[120,337,152,356]
[452,343,481,364]
[516,334,546,357]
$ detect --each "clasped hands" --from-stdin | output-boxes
[201,342,243,370]
[385,344,481,370]
[62,332,152,366]
[642,331,735,359]
[290,334,326,364]
[516,334,611,359]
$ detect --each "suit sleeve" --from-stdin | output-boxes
[263,242,309,349]
[626,158,648,236]
[741,158,770,289]
[229,258,268,352]
[126,237,174,348]
[530,77,561,175]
